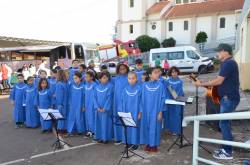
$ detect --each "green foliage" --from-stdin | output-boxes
[136,35,160,52]
[195,31,208,44]
[161,37,176,48]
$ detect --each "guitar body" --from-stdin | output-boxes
[189,74,220,105]
[205,86,220,105]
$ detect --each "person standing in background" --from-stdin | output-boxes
[29,64,36,76]
[22,65,30,83]
[5,64,12,88]
[1,63,9,88]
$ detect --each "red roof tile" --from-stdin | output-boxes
[164,0,244,18]
[147,0,170,15]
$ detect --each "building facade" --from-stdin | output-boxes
[116,0,244,48]
[235,0,250,90]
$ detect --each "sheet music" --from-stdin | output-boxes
[117,112,136,127]
[38,109,63,120]
[165,99,186,106]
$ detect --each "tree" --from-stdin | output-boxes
[162,37,176,48]
[195,31,208,51]
[195,31,208,44]
[136,35,160,52]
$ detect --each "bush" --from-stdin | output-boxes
[136,35,160,52]
[195,31,208,44]
[162,37,176,48]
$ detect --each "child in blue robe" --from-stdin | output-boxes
[49,69,57,108]
[23,76,40,128]
[113,63,129,143]
[140,67,165,153]
[34,78,53,132]
[120,72,141,149]
[34,70,47,88]
[68,60,80,84]
[94,71,113,143]
[164,66,184,135]
[9,74,26,128]
[84,71,97,137]
[67,71,86,135]
[79,64,87,83]
[134,59,145,82]
[55,70,69,132]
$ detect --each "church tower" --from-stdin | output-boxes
[116,0,155,41]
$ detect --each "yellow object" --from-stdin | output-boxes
[118,44,128,57]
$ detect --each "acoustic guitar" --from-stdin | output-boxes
[188,74,220,105]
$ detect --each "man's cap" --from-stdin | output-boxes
[215,43,233,55]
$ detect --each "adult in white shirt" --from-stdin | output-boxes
[5,64,12,87]
[22,65,30,81]
[29,64,36,76]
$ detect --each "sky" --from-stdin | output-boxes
[0,0,117,44]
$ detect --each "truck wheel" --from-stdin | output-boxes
[198,65,207,74]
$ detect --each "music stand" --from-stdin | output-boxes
[165,99,192,152]
[116,112,145,165]
[38,109,71,151]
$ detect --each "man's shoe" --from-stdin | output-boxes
[213,149,233,160]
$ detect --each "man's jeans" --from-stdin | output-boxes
[219,97,239,154]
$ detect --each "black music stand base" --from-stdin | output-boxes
[48,113,72,152]
[167,134,192,151]
[117,117,145,165]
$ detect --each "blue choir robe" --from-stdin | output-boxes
[9,83,26,123]
[55,81,69,130]
[140,81,165,147]
[81,72,86,82]
[34,88,53,131]
[134,69,145,82]
[23,84,40,128]
[48,77,57,108]
[113,75,128,141]
[94,83,113,141]
[120,83,141,145]
[34,77,40,88]
[67,82,86,134]
[84,81,97,133]
[69,67,79,84]
[164,77,184,134]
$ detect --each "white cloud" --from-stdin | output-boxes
[0,0,117,43]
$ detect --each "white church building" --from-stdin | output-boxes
[116,0,244,48]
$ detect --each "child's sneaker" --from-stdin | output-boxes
[213,149,233,160]
[131,145,139,150]
[114,141,122,145]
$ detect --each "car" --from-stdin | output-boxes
[149,46,213,73]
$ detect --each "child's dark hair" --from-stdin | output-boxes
[39,70,47,75]
[168,66,180,77]
[116,63,129,74]
[38,78,49,91]
[27,76,34,82]
[135,59,143,64]
[72,59,79,64]
[74,71,82,79]
[142,72,150,82]
[155,66,163,76]
[57,70,68,83]
[148,67,157,75]
[79,64,87,70]
[51,69,57,74]
[17,74,24,78]
[98,71,110,80]
[86,71,96,81]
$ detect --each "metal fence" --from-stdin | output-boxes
[182,111,250,165]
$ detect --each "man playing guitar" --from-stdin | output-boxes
[194,43,240,160]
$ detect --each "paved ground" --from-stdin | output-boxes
[0,73,249,165]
